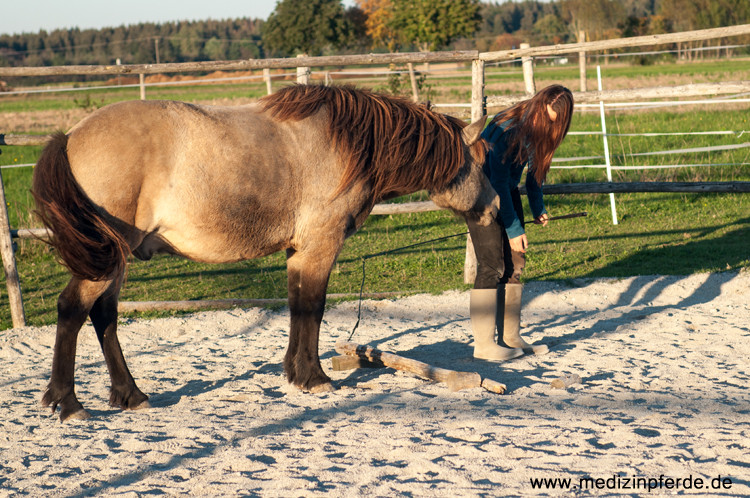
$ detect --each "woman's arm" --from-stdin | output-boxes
[525,169,547,221]
[484,124,526,239]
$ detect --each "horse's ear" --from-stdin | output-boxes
[462,117,486,145]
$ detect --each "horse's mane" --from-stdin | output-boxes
[260,84,484,200]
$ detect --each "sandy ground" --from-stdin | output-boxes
[1,271,748,496]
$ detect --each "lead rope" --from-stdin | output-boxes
[346,212,586,338]
[347,231,470,341]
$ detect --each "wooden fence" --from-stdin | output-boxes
[2,24,750,327]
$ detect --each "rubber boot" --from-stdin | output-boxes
[471,289,523,361]
[498,283,549,355]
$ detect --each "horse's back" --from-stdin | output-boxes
[67,100,285,199]
[65,99,342,263]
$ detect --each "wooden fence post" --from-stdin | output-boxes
[139,73,146,100]
[470,59,486,121]
[520,43,536,95]
[407,62,420,102]
[0,174,26,328]
[578,30,588,92]
[263,68,272,95]
[464,58,486,285]
[296,54,310,84]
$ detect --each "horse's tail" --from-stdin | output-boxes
[32,132,129,282]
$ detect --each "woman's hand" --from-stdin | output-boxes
[533,213,549,226]
[509,234,528,253]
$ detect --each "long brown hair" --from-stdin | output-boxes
[491,84,574,185]
[260,84,486,201]
[32,132,130,282]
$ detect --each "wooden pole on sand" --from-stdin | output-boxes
[335,342,506,394]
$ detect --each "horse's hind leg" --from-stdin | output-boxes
[43,277,115,421]
[284,247,338,393]
[89,278,149,412]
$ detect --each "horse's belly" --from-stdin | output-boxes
[150,216,291,264]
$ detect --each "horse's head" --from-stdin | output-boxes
[429,117,499,226]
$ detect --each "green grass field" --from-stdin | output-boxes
[1,59,749,329]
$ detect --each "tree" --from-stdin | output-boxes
[658,0,699,32]
[343,5,370,52]
[491,32,523,51]
[203,36,227,61]
[561,0,626,41]
[533,14,569,45]
[262,0,353,56]
[622,0,658,18]
[356,0,397,50]
[388,0,481,51]
[661,0,750,59]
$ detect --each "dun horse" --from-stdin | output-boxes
[33,84,499,421]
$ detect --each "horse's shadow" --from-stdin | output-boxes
[150,362,286,409]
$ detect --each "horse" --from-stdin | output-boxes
[32,84,499,421]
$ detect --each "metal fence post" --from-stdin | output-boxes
[597,66,618,225]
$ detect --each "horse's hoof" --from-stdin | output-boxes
[130,400,152,411]
[62,409,91,422]
[309,382,335,394]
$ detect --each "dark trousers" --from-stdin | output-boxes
[466,187,525,289]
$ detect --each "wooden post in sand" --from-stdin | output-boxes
[0,174,26,327]
[464,58,486,284]
[335,342,506,394]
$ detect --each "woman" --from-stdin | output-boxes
[468,84,574,361]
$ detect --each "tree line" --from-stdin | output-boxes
[1,0,748,73]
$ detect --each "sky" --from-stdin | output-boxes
[1,0,356,36]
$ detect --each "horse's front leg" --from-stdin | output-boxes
[284,247,338,393]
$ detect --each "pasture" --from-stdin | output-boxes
[1,59,749,329]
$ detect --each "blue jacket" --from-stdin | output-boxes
[481,119,546,238]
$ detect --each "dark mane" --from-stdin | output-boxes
[260,84,480,200]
